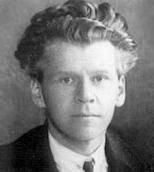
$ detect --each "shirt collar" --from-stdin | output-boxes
[48,131,107,169]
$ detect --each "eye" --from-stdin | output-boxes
[92,75,103,83]
[60,77,73,85]
[92,75,109,83]
[94,75,102,82]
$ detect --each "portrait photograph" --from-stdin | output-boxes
[0,0,153,171]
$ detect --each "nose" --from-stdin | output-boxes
[75,79,95,104]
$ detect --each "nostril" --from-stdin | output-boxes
[89,99,94,103]
[76,97,94,103]
[77,98,85,103]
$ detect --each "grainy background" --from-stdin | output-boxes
[0,0,153,163]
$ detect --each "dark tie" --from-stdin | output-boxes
[83,159,95,172]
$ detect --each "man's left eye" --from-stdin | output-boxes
[92,75,103,82]
[92,75,108,83]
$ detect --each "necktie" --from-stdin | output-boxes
[83,159,95,172]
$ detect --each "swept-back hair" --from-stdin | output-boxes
[15,0,138,82]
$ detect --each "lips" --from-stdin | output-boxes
[72,113,101,118]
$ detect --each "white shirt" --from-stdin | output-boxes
[48,132,108,172]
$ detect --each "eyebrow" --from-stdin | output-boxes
[52,70,112,77]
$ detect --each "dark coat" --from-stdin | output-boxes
[0,123,150,172]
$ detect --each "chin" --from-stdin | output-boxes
[68,127,106,142]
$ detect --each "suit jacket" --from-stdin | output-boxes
[0,123,150,172]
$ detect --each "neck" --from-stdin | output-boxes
[48,119,106,156]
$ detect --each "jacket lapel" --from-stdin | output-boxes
[31,122,59,172]
[105,128,140,172]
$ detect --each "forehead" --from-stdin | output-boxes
[42,40,118,75]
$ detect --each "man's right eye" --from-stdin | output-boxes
[59,77,73,85]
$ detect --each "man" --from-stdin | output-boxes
[0,0,151,171]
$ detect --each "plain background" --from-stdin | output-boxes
[0,0,153,163]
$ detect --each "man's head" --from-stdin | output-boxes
[15,0,137,82]
[14,0,138,143]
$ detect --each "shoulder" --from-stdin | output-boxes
[106,127,151,172]
[13,123,47,147]
[0,124,47,171]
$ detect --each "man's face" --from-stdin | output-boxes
[32,41,125,142]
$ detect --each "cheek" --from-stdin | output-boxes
[43,86,74,113]
[97,85,118,103]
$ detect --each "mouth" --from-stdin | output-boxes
[72,113,101,118]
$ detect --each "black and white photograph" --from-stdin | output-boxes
[0,0,153,171]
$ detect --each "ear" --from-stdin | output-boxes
[30,79,46,108]
[115,75,126,107]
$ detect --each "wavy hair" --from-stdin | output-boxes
[15,0,138,82]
